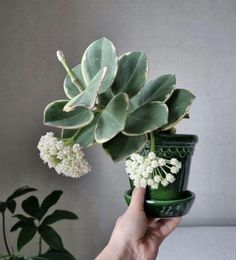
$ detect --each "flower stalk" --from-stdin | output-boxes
[56,50,85,92]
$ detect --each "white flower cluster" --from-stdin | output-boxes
[37,132,91,178]
[125,152,182,189]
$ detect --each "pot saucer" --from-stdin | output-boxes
[124,190,195,218]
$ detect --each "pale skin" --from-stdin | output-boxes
[96,187,181,260]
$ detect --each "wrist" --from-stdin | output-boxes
[96,240,136,260]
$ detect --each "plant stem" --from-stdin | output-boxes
[71,129,81,142]
[149,132,156,152]
[38,236,42,255]
[1,212,11,255]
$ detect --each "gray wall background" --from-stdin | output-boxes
[0,0,236,259]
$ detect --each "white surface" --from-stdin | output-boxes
[158,226,236,260]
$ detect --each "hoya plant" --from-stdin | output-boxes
[39,37,195,180]
[0,186,78,260]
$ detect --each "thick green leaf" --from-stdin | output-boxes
[95,93,129,143]
[63,67,107,111]
[128,94,141,113]
[40,191,63,219]
[81,37,118,94]
[63,64,86,99]
[7,186,37,201]
[39,249,76,260]
[139,74,176,105]
[112,52,148,98]
[42,210,78,225]
[17,226,37,251]
[74,112,101,147]
[38,225,63,250]
[123,101,168,135]
[61,129,78,139]
[103,133,147,162]
[22,196,40,219]
[44,100,94,129]
[161,89,195,130]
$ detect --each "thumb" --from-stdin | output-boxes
[129,187,146,211]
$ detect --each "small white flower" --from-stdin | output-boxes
[161,178,169,187]
[151,183,159,189]
[146,166,154,173]
[144,158,151,165]
[136,154,144,164]
[142,171,149,178]
[151,160,159,168]
[147,178,154,186]
[170,158,178,165]
[130,153,138,161]
[148,152,156,160]
[140,178,147,188]
[170,158,182,169]
[170,166,179,174]
[165,173,176,183]
[154,175,161,183]
[158,158,166,166]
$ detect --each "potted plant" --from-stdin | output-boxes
[38,37,198,218]
[0,186,78,260]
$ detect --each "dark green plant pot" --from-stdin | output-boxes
[125,133,198,218]
[124,190,195,218]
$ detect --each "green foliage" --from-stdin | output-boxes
[123,102,168,136]
[44,37,195,162]
[103,133,147,162]
[44,100,94,129]
[81,37,118,94]
[63,67,107,111]
[112,52,148,98]
[95,93,129,143]
[0,187,78,260]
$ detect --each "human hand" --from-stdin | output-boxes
[96,187,181,260]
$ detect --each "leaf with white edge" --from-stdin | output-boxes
[63,67,107,112]
[95,93,129,143]
[75,112,101,147]
[63,64,86,99]
[123,101,168,136]
[81,37,118,94]
[128,94,141,113]
[103,133,147,162]
[44,100,94,129]
[161,89,195,130]
[139,74,176,105]
[112,52,148,98]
